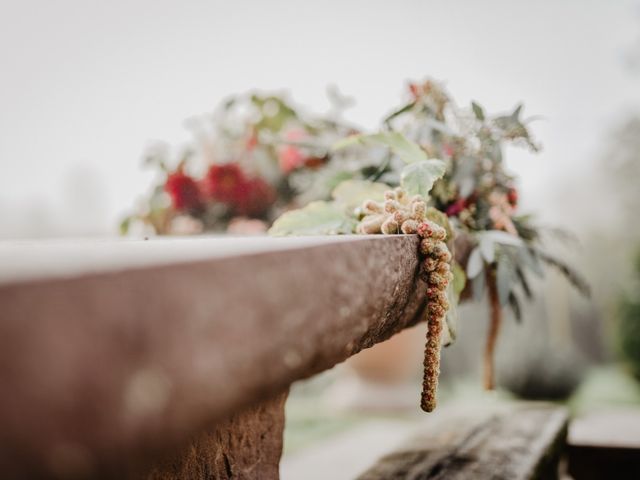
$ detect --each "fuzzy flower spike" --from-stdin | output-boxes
[357,188,452,412]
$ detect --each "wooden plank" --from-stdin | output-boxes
[567,408,640,480]
[0,235,426,478]
[357,404,568,480]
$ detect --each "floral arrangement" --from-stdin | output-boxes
[123,78,589,406]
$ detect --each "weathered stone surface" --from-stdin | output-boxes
[147,391,288,480]
[357,403,568,480]
[0,235,425,478]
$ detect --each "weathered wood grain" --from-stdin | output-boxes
[0,235,425,478]
[357,404,568,480]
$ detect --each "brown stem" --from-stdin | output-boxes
[484,268,502,390]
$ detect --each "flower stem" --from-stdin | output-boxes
[484,268,501,390]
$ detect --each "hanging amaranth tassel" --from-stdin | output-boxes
[417,221,451,412]
[357,188,452,412]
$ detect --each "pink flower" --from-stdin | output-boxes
[278,129,307,174]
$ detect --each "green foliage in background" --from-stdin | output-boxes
[618,249,640,380]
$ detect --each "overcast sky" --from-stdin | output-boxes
[1,0,639,238]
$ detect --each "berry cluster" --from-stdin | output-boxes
[357,188,452,412]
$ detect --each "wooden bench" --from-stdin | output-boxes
[0,235,427,479]
[357,404,569,480]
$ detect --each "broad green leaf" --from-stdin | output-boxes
[451,262,467,296]
[443,283,458,346]
[471,101,485,121]
[331,180,389,213]
[333,131,429,164]
[466,247,484,279]
[268,201,356,236]
[400,159,447,197]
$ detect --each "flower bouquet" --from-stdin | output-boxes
[123,78,588,397]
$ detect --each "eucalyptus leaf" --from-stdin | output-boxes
[479,235,496,263]
[383,102,416,125]
[400,159,446,197]
[508,291,522,323]
[472,101,485,121]
[480,230,525,247]
[472,268,486,302]
[467,247,484,279]
[515,267,533,300]
[333,131,429,164]
[535,248,591,297]
[268,201,356,236]
[331,180,389,213]
[496,253,516,306]
[517,246,544,277]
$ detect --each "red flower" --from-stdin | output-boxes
[234,178,276,217]
[203,164,247,204]
[507,187,518,207]
[165,171,203,211]
[203,163,276,217]
[445,198,466,217]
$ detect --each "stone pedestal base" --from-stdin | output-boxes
[147,391,288,480]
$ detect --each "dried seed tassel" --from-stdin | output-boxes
[421,302,443,412]
[356,190,452,412]
[417,221,450,412]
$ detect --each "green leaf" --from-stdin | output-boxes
[119,216,131,235]
[479,230,525,247]
[508,291,522,323]
[471,101,485,121]
[535,249,591,297]
[444,263,466,347]
[333,131,429,164]
[466,247,484,279]
[472,268,486,302]
[451,261,467,296]
[400,159,447,197]
[383,102,416,125]
[331,180,389,213]
[496,253,517,306]
[479,235,496,263]
[268,201,356,236]
[443,283,458,346]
